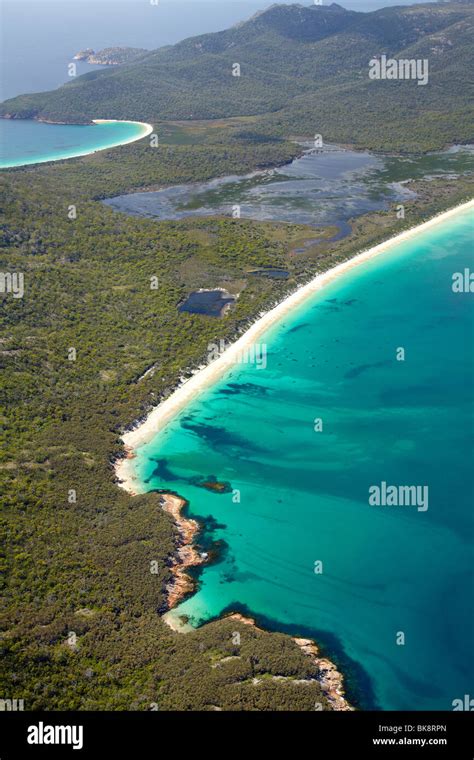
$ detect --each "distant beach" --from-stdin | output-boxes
[92,119,153,140]
[115,197,474,494]
[0,118,153,168]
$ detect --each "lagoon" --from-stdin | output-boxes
[105,143,474,233]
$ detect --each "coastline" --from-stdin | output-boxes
[159,493,204,609]
[148,478,355,711]
[163,609,353,711]
[115,197,474,491]
[92,118,153,140]
[0,119,153,169]
[114,196,472,713]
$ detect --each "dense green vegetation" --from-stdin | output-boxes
[1,0,473,712]
[2,2,473,152]
[1,124,472,708]
[10,122,301,200]
[0,146,343,711]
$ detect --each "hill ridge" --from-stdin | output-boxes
[1,2,473,152]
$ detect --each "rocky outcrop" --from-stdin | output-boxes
[160,493,205,608]
[293,637,354,711]
[73,48,95,61]
[227,614,354,712]
[73,47,148,65]
[158,497,354,710]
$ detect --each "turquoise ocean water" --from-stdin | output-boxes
[0,119,148,168]
[133,207,473,710]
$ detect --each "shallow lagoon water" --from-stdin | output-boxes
[133,206,473,710]
[104,144,474,232]
[0,118,150,168]
[105,145,402,229]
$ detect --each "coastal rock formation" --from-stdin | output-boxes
[197,478,232,494]
[73,47,148,65]
[293,637,353,712]
[160,493,205,609]
[73,49,94,62]
[227,614,353,711]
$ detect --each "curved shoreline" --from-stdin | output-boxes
[159,508,354,712]
[0,119,153,169]
[226,614,354,711]
[116,198,474,485]
[153,495,354,709]
[159,493,204,609]
[114,197,472,712]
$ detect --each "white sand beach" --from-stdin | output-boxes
[92,119,153,144]
[0,119,154,170]
[116,198,474,493]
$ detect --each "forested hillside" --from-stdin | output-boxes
[1,2,473,151]
[1,123,473,707]
[1,1,473,712]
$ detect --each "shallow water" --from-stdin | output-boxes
[179,289,236,317]
[0,119,149,168]
[132,205,474,710]
[104,143,474,232]
[104,145,403,228]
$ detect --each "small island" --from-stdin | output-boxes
[73,47,148,66]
